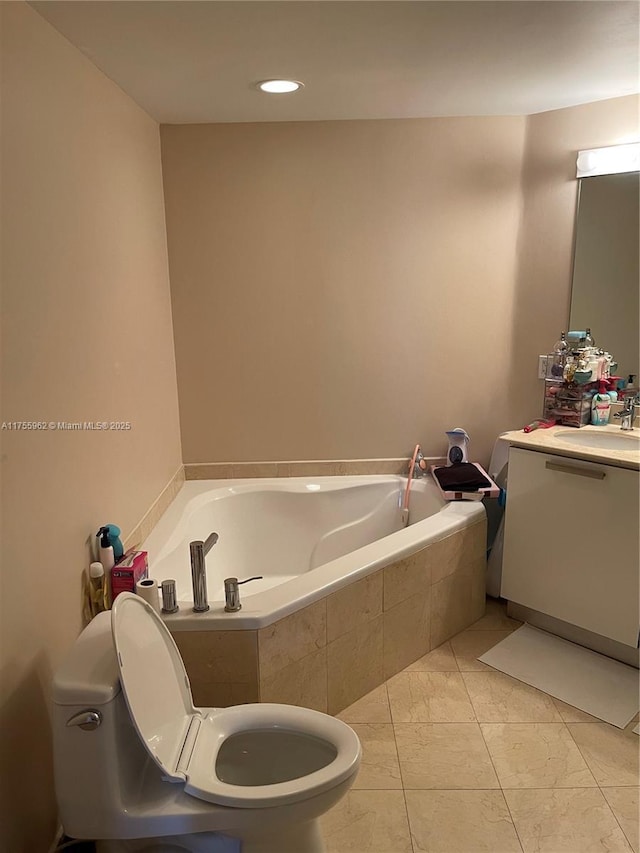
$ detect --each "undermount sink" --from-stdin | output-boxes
[554,430,640,452]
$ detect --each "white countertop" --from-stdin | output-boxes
[500,424,640,471]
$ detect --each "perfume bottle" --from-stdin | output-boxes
[549,331,568,378]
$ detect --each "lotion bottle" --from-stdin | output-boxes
[96,526,115,573]
[591,391,611,426]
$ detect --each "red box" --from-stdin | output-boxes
[111,550,148,601]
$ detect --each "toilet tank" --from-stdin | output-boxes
[52,612,152,838]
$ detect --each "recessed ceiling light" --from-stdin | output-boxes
[257,79,304,94]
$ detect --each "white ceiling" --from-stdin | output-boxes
[30,1,640,124]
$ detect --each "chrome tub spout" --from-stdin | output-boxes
[189,531,219,613]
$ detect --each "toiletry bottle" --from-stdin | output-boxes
[625,374,637,398]
[96,526,115,573]
[89,561,107,616]
[549,332,568,378]
[445,428,470,465]
[105,523,124,562]
[591,389,611,426]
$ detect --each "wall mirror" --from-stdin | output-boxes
[569,150,639,381]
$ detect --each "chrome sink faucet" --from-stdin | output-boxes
[614,394,639,431]
[189,531,219,612]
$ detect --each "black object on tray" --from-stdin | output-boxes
[432,463,491,492]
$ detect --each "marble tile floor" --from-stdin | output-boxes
[321,599,639,853]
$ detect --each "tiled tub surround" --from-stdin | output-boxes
[123,464,185,552]
[171,517,487,713]
[145,475,483,623]
[184,458,413,480]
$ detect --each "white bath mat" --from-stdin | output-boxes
[634,724,639,736]
[479,624,639,729]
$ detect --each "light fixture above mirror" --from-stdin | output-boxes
[576,142,640,178]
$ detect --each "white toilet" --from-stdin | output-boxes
[52,593,361,853]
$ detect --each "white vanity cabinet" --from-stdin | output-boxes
[501,446,639,647]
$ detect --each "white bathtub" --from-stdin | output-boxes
[143,475,485,630]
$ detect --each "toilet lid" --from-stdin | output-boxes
[111,592,197,782]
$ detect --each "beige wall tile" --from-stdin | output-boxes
[430,567,473,647]
[172,629,258,684]
[505,788,633,853]
[602,788,640,853]
[341,460,399,476]
[425,520,485,585]
[461,518,487,564]
[191,681,233,708]
[387,671,475,723]
[481,723,597,788]
[462,671,562,723]
[274,462,294,477]
[327,570,383,642]
[383,591,431,680]
[191,681,260,707]
[186,457,414,479]
[466,555,488,622]
[231,462,279,478]
[567,723,640,787]
[184,463,235,480]
[405,790,522,853]
[383,548,431,611]
[125,465,185,549]
[349,723,402,790]
[230,682,260,705]
[259,647,328,712]
[427,530,464,586]
[423,522,488,636]
[258,599,326,680]
[320,789,412,853]
[395,722,499,789]
[289,461,349,476]
[327,616,384,715]
[337,685,391,724]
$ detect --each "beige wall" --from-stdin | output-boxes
[0,4,182,850]
[510,95,639,420]
[162,117,528,466]
[163,97,638,468]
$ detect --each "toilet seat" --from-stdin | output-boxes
[111,594,360,809]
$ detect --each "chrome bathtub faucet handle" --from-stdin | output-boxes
[189,531,219,613]
[224,575,263,613]
[160,579,179,614]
